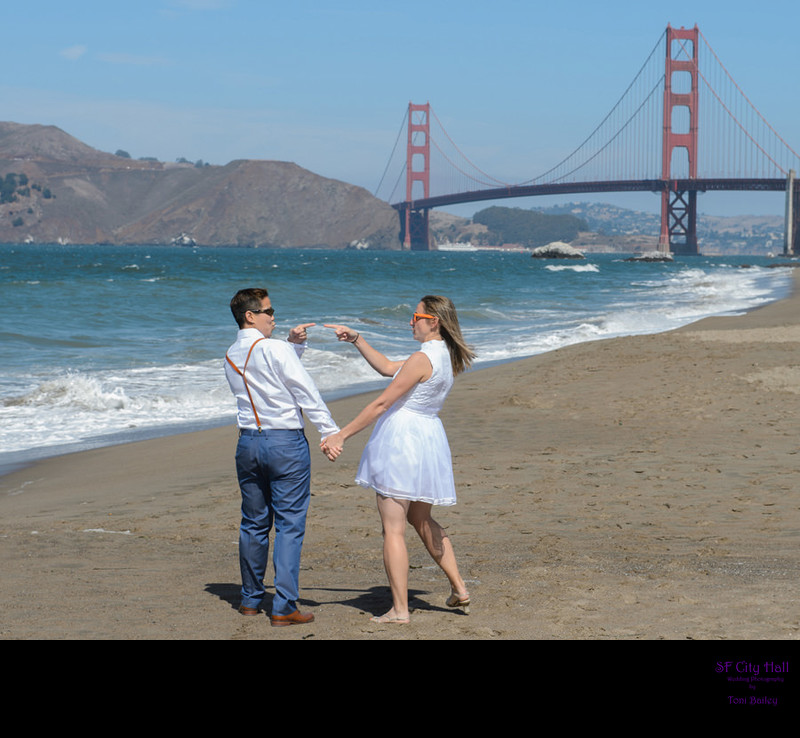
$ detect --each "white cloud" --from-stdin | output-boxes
[60,45,88,61]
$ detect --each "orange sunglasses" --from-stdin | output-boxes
[412,312,436,322]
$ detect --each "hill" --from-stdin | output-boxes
[430,201,786,255]
[0,122,399,248]
[471,205,587,248]
[532,201,785,255]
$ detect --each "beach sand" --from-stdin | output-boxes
[2,272,800,640]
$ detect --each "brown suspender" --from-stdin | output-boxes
[226,337,267,432]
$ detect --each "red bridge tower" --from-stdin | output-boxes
[659,25,699,254]
[402,102,431,250]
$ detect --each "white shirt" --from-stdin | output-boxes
[224,328,339,437]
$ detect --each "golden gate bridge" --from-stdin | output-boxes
[375,25,800,254]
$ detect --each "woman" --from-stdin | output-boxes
[321,295,475,624]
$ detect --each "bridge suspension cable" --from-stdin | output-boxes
[374,106,408,198]
[520,30,667,186]
[695,28,800,177]
[429,108,513,189]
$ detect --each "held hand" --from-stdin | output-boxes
[288,322,316,344]
[324,324,358,344]
[320,433,344,462]
[320,442,341,462]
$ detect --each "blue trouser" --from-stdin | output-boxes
[235,428,311,616]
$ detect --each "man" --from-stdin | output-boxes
[224,288,339,627]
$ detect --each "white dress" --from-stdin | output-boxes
[355,339,457,506]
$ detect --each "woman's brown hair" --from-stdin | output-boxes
[421,295,476,376]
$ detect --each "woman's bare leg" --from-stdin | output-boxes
[407,501,468,598]
[374,494,411,621]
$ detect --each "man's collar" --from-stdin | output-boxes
[238,327,268,339]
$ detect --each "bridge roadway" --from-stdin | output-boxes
[392,178,787,212]
[392,177,798,253]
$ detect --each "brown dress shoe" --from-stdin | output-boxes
[270,609,315,627]
[238,605,260,616]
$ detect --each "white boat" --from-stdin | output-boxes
[436,241,479,252]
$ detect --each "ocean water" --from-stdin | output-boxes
[0,243,792,472]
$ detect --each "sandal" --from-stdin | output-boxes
[446,591,471,614]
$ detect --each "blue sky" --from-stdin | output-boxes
[5,0,799,217]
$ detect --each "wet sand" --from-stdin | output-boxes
[2,272,800,640]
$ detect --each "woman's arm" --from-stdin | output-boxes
[324,323,405,377]
[321,351,431,452]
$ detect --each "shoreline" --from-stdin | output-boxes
[2,272,800,639]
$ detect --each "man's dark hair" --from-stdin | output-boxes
[230,288,269,328]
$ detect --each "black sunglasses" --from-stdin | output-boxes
[249,307,275,316]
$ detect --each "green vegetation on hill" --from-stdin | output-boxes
[1,172,52,204]
[1,173,29,204]
[473,206,587,247]
[1,172,54,228]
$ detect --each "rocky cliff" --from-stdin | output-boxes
[0,122,400,248]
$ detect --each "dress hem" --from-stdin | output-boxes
[355,479,457,507]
